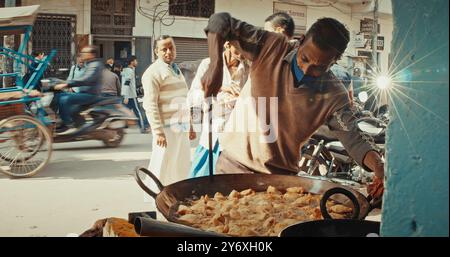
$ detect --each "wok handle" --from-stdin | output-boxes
[320,187,361,220]
[134,166,165,199]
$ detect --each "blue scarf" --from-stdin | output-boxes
[292,52,315,86]
[171,63,180,75]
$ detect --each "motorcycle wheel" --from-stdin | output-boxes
[102,129,124,148]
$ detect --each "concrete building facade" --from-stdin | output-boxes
[14,0,393,79]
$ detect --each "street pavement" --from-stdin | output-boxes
[0,128,197,237]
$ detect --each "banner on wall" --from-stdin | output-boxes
[273,2,307,37]
[363,34,385,50]
[354,34,366,48]
[360,18,380,34]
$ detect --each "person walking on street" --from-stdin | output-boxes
[101,65,121,97]
[105,58,114,71]
[121,56,150,133]
[113,63,123,84]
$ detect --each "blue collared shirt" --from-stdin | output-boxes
[291,52,316,87]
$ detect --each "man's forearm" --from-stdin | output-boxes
[201,32,225,97]
[363,150,384,179]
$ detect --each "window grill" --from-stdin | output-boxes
[169,0,214,18]
[32,14,76,77]
[91,0,135,35]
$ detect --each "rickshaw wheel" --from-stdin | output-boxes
[0,115,53,178]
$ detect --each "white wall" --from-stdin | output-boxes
[216,0,274,28]
[22,0,91,35]
[134,0,273,38]
[133,0,392,73]
[134,0,205,38]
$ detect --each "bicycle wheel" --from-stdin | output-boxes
[0,115,53,178]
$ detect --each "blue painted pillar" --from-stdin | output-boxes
[381,0,449,236]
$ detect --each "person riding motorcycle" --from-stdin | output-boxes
[54,45,103,135]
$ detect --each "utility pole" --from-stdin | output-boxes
[3,0,16,87]
[372,0,379,72]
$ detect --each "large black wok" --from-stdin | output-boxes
[135,166,371,236]
[279,219,380,237]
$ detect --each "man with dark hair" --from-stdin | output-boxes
[202,13,384,202]
[31,51,45,60]
[303,17,349,59]
[23,51,45,90]
[54,45,104,135]
[105,57,114,71]
[264,12,295,39]
[28,50,45,64]
[265,14,352,92]
[101,64,121,97]
[112,62,123,84]
[121,55,150,133]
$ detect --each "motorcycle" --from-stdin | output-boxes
[36,78,137,147]
[298,91,388,186]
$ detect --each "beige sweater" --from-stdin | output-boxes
[141,59,189,134]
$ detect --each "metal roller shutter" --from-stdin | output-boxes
[173,37,209,64]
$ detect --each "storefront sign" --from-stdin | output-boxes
[377,36,384,50]
[364,35,385,50]
[360,18,380,33]
[354,34,366,48]
[273,2,307,36]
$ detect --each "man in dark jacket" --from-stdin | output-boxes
[54,45,103,134]
[101,65,121,97]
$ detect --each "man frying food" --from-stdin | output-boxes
[201,13,384,204]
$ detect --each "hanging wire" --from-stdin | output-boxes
[137,0,175,40]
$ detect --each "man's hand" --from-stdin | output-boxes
[189,129,196,140]
[54,83,68,91]
[201,33,225,97]
[156,133,167,148]
[367,176,384,207]
[123,98,129,105]
[220,83,240,97]
[363,150,384,179]
[363,150,385,207]
[23,89,42,97]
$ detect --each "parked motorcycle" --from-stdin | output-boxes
[298,91,388,186]
[37,78,137,147]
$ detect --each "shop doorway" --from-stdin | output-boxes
[94,39,131,67]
